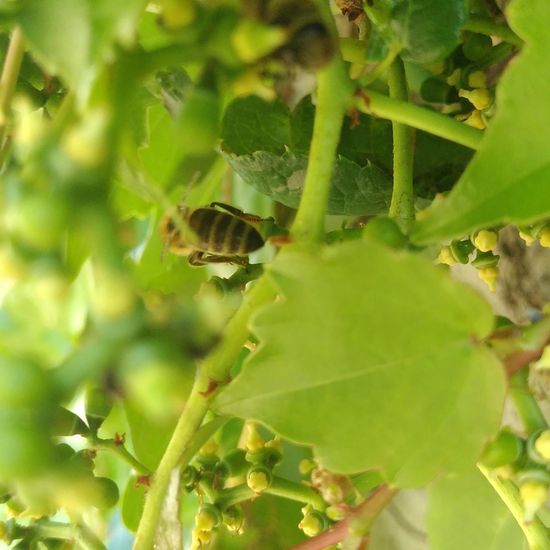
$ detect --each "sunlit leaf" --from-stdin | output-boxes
[215,241,505,487]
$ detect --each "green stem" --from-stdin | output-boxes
[266,477,326,511]
[357,89,483,150]
[387,57,415,233]
[290,56,352,245]
[510,370,548,434]
[133,277,276,550]
[478,465,550,550]
[340,37,370,65]
[216,483,253,509]
[89,436,150,475]
[0,27,24,157]
[216,477,325,511]
[463,15,523,47]
[75,523,108,550]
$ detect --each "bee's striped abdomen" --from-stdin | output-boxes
[188,208,264,255]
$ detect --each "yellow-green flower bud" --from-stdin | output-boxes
[427,61,445,75]
[159,0,195,30]
[326,504,347,521]
[299,511,327,537]
[446,68,461,87]
[519,230,535,246]
[195,505,221,531]
[200,439,218,457]
[539,228,550,248]
[468,70,487,89]
[478,266,499,292]
[191,528,212,547]
[246,466,272,493]
[244,423,265,452]
[222,505,244,534]
[232,20,288,63]
[534,346,550,371]
[265,436,282,453]
[299,458,316,475]
[473,229,499,252]
[322,482,344,505]
[459,88,492,111]
[494,464,515,479]
[437,246,456,266]
[520,481,548,522]
[534,431,550,461]
[463,110,486,129]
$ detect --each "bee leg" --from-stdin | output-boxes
[209,202,274,223]
[187,251,209,266]
[203,254,250,268]
[188,251,250,268]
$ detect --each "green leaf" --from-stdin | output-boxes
[413,0,550,243]
[214,241,505,487]
[129,214,206,295]
[122,474,146,532]
[222,95,471,215]
[138,105,182,188]
[427,469,527,550]
[17,0,146,88]
[392,0,467,64]
[221,95,290,156]
[224,151,392,216]
[124,401,177,471]
[18,0,90,87]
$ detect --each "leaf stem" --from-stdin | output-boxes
[290,56,352,246]
[0,27,24,158]
[88,436,151,476]
[478,464,550,550]
[387,57,415,233]
[463,15,523,47]
[509,370,548,434]
[216,477,325,511]
[133,277,276,550]
[356,89,483,150]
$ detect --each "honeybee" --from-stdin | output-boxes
[160,202,270,267]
